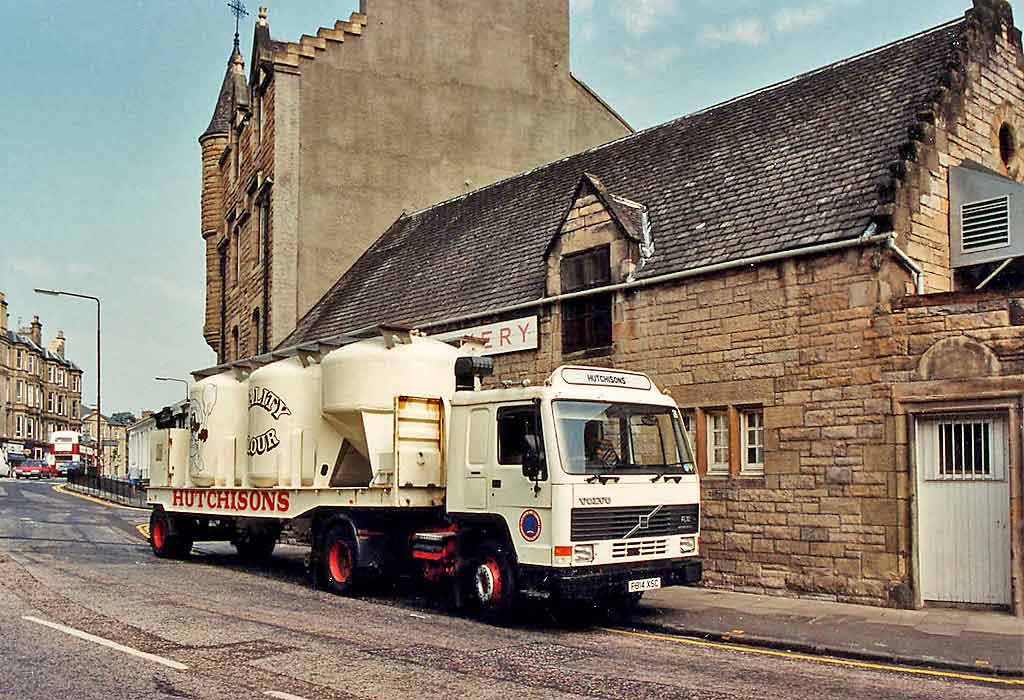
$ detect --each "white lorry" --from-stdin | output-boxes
[146,327,701,618]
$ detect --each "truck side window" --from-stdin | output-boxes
[497,406,542,466]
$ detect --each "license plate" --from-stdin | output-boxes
[628,577,661,593]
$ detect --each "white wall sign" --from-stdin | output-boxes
[430,315,538,356]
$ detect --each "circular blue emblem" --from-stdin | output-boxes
[519,509,542,542]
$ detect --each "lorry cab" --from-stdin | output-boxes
[447,365,701,605]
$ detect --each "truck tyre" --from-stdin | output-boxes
[320,523,358,595]
[465,541,517,623]
[234,530,277,563]
[150,510,193,559]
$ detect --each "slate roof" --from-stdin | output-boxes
[201,46,243,140]
[284,17,969,346]
[2,329,81,370]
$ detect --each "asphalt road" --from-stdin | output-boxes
[0,478,1018,700]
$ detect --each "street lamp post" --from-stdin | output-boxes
[35,288,101,474]
[155,377,190,405]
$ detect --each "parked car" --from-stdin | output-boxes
[14,461,48,480]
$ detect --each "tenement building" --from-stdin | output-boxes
[262,1,1024,615]
[0,293,84,464]
[81,408,134,478]
[199,0,631,362]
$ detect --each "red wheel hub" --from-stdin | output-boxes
[152,520,167,551]
[328,541,352,583]
[474,559,503,604]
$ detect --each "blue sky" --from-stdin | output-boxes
[0,0,972,416]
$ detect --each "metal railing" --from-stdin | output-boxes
[66,471,148,508]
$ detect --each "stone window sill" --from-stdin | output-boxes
[562,345,615,360]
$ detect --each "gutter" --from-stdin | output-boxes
[393,230,899,334]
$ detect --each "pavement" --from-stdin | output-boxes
[2,477,1022,699]
[639,586,1024,677]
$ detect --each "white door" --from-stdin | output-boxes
[916,413,1012,606]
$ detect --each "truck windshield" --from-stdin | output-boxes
[553,400,695,475]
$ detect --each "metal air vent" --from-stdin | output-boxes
[950,165,1024,268]
[961,196,1010,252]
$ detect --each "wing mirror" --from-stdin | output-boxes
[521,434,547,482]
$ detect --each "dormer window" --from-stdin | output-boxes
[561,246,612,354]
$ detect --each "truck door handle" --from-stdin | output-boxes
[492,480,501,488]
[469,470,481,476]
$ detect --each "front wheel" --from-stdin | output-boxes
[464,541,518,623]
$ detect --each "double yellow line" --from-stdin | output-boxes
[602,627,1023,686]
[51,483,148,512]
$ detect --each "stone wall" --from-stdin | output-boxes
[429,184,917,606]
[891,5,1024,293]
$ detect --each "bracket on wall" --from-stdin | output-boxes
[977,257,1015,290]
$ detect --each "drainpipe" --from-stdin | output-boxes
[886,238,925,295]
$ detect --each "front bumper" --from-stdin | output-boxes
[520,557,702,600]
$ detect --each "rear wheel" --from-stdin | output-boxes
[465,541,518,623]
[149,510,193,559]
[319,523,358,595]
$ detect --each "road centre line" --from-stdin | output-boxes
[22,616,188,671]
[264,692,313,700]
[601,627,1024,686]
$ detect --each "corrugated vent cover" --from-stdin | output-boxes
[962,196,1010,251]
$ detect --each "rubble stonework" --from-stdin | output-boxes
[278,1,1024,613]
[199,1,632,362]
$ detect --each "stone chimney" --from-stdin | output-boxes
[0,292,7,331]
[30,315,42,346]
[48,330,66,359]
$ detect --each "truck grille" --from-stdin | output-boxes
[612,538,668,558]
[571,504,700,541]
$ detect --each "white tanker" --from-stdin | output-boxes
[147,327,702,619]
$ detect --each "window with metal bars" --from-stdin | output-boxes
[561,246,612,353]
[936,418,992,478]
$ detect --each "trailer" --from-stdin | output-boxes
[146,327,701,619]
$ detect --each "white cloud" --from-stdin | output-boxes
[613,0,678,37]
[774,1,860,34]
[7,256,49,277]
[620,45,684,78]
[700,18,767,46]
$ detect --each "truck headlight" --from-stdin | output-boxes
[680,536,696,554]
[573,544,595,563]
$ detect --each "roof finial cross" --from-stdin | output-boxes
[227,0,249,49]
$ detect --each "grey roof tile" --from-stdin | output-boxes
[284,17,967,346]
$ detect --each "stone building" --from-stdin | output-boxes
[265,1,1024,615]
[81,408,134,477]
[0,292,84,464]
[199,0,631,363]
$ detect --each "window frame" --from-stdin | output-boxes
[740,408,765,476]
[705,410,730,477]
[496,404,544,467]
[560,245,613,355]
